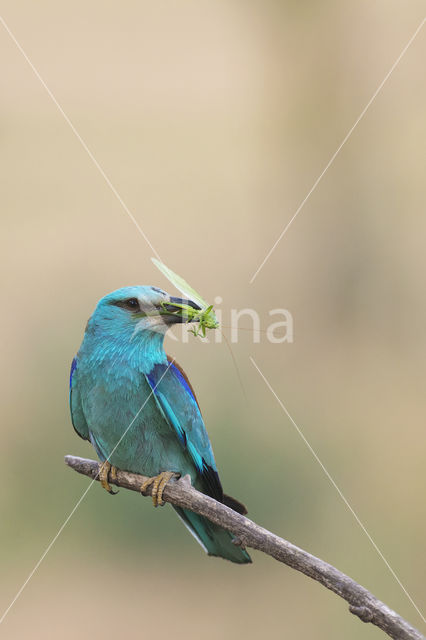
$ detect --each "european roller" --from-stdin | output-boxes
[69,286,251,564]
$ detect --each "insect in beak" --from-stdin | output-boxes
[153,259,219,338]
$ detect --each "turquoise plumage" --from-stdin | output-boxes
[70,286,251,564]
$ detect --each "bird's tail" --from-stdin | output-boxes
[173,506,252,564]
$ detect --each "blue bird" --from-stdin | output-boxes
[70,286,251,564]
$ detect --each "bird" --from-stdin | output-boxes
[69,285,251,564]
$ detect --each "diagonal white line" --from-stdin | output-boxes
[0,15,161,261]
[250,356,426,624]
[0,481,94,626]
[105,357,174,464]
[0,359,174,626]
[249,16,426,284]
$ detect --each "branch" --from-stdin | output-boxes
[65,455,424,640]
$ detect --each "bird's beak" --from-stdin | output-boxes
[160,296,202,324]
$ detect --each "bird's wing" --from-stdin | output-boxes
[69,357,90,441]
[145,356,223,501]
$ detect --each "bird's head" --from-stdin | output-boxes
[86,285,202,344]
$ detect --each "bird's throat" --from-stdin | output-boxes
[82,327,168,375]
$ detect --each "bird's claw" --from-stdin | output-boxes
[140,471,179,507]
[232,535,247,550]
[98,461,119,494]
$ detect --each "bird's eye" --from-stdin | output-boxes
[125,298,139,309]
[114,298,140,311]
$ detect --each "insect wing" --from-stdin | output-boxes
[152,258,209,309]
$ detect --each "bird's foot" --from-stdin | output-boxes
[98,461,118,494]
[140,471,180,507]
[232,535,248,550]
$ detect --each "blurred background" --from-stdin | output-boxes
[0,1,425,638]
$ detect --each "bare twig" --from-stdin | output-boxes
[65,455,424,640]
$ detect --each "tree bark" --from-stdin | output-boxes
[65,455,424,640]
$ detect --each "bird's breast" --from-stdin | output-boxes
[78,359,194,478]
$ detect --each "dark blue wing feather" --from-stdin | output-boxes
[69,357,90,441]
[145,358,223,501]
[69,357,77,389]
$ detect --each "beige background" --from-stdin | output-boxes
[0,2,425,638]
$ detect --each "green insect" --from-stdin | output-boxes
[152,258,219,338]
